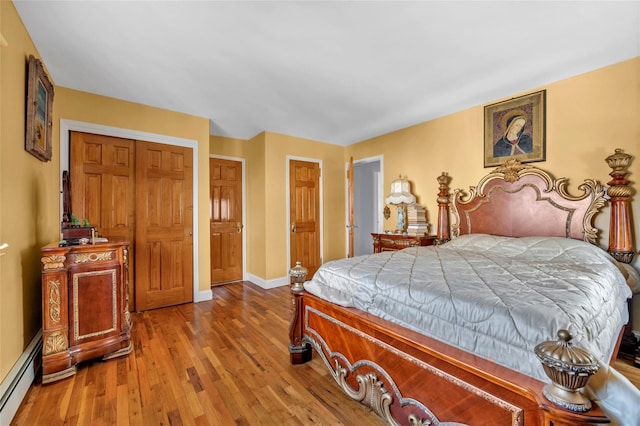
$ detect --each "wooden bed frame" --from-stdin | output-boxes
[288,149,636,426]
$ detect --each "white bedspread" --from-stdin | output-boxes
[304,234,632,382]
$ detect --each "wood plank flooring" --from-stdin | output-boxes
[12,282,386,426]
[11,282,640,425]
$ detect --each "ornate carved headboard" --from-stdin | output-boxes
[436,149,635,264]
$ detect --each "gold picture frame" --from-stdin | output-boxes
[484,90,545,168]
[25,55,54,162]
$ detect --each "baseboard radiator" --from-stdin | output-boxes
[0,330,42,426]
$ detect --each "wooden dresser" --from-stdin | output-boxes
[40,240,132,383]
[371,233,437,253]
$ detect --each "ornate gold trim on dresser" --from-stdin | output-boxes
[43,331,68,355]
[40,241,132,384]
[41,254,65,270]
[69,250,114,264]
[47,279,62,323]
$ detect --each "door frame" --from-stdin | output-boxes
[209,154,247,281]
[59,119,205,302]
[345,155,384,257]
[286,155,324,272]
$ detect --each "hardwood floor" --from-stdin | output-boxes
[613,352,640,390]
[12,283,386,426]
[11,282,640,425]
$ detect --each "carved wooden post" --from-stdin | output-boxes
[606,149,639,365]
[436,172,451,244]
[288,261,312,364]
[605,149,635,264]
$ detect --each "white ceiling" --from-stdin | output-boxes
[13,1,640,146]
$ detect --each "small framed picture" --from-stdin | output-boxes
[25,55,54,162]
[484,90,545,168]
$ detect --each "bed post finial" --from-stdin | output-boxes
[436,172,451,244]
[605,149,635,264]
[288,262,312,364]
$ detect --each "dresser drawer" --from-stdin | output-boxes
[371,233,436,253]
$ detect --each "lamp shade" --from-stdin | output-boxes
[385,176,416,205]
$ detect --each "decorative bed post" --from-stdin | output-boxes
[436,172,451,244]
[535,329,600,413]
[606,149,639,365]
[288,261,311,364]
[605,148,635,264]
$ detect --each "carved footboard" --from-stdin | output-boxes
[290,291,610,426]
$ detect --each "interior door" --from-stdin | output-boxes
[135,141,193,310]
[210,157,243,285]
[289,160,321,278]
[70,132,135,306]
[347,156,354,258]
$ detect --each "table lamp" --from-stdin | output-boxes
[385,175,416,234]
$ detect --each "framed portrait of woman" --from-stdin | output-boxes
[484,90,545,168]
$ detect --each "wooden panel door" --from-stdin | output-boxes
[347,156,354,258]
[210,157,243,285]
[135,142,193,310]
[70,132,135,307]
[70,132,135,243]
[289,160,321,278]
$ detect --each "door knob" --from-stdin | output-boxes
[291,223,296,233]
[237,223,243,233]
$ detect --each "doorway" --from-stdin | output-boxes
[288,157,322,278]
[209,156,245,285]
[350,157,383,257]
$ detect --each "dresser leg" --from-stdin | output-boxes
[42,365,77,384]
[102,341,134,360]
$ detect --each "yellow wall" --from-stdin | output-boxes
[210,132,345,281]
[210,135,250,159]
[244,133,267,278]
[346,57,640,329]
[1,0,58,381]
[0,1,211,382]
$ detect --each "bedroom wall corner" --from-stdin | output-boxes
[210,133,345,284]
[244,132,268,280]
[209,132,267,286]
[264,132,345,280]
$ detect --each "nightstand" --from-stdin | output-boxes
[371,233,436,253]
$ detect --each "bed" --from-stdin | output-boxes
[288,150,638,426]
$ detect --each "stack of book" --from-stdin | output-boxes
[406,204,429,236]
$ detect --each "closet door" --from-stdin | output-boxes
[70,132,135,306]
[135,141,193,310]
[70,132,135,241]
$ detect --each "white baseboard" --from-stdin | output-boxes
[245,273,289,289]
[194,289,213,303]
[0,330,42,426]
